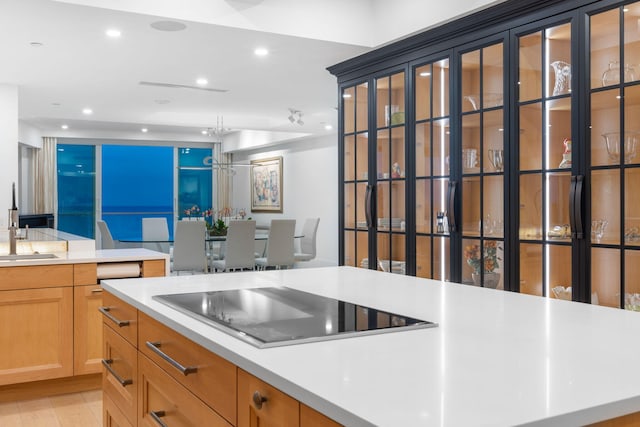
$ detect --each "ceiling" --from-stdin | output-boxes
[0,0,503,150]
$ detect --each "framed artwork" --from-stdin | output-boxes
[250,156,283,212]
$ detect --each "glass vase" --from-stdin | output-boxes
[550,61,571,96]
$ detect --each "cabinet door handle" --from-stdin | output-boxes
[252,391,268,410]
[569,176,577,237]
[150,410,168,427]
[574,175,585,239]
[365,184,374,228]
[145,341,198,376]
[569,175,585,239]
[446,181,457,232]
[98,306,130,327]
[101,359,133,387]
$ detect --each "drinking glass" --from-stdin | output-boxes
[488,149,504,172]
[591,219,608,243]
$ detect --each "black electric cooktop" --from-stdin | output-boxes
[153,287,437,348]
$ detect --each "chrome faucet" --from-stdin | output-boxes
[8,219,17,256]
[8,183,18,256]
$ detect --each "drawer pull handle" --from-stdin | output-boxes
[101,359,133,387]
[150,410,168,427]
[99,306,130,327]
[252,391,268,410]
[146,341,198,376]
[91,288,103,293]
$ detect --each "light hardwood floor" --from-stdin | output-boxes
[0,390,101,427]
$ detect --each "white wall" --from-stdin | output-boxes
[0,85,19,228]
[231,134,338,267]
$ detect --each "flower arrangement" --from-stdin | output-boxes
[183,205,201,217]
[464,241,501,274]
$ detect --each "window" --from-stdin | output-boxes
[102,145,174,240]
[57,144,96,238]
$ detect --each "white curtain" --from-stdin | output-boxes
[32,137,57,214]
[213,142,232,211]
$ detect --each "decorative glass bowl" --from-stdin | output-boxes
[602,61,636,86]
[602,131,639,163]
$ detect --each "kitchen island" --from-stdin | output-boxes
[102,266,640,426]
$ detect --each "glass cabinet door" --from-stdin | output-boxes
[460,42,505,289]
[415,59,451,280]
[517,22,573,298]
[342,82,370,269]
[375,71,406,274]
[589,3,640,309]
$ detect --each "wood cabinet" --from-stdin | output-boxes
[103,291,344,427]
[0,256,166,400]
[0,286,73,385]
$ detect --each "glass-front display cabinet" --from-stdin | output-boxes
[341,71,407,275]
[342,82,369,269]
[334,0,640,308]
[415,58,451,280]
[459,41,506,289]
[516,22,574,299]
[589,3,640,310]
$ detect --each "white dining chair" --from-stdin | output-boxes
[294,217,320,262]
[172,220,207,275]
[255,219,296,270]
[211,220,256,272]
[97,220,118,249]
[142,217,170,254]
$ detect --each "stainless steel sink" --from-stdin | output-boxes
[0,253,58,261]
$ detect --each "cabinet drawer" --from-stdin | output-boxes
[101,292,138,346]
[138,353,232,427]
[138,312,236,425]
[103,324,137,426]
[301,404,342,427]
[104,391,134,427]
[141,259,166,277]
[74,263,97,285]
[0,264,73,291]
[237,368,299,427]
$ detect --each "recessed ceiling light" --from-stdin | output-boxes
[61,124,68,130]
[254,47,269,57]
[82,108,93,115]
[196,78,208,85]
[106,29,122,38]
[419,72,431,77]
[324,124,333,130]
[141,128,148,133]
[30,42,43,47]
[150,20,187,32]
[201,130,208,135]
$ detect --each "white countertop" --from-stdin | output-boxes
[0,248,169,267]
[101,267,640,426]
